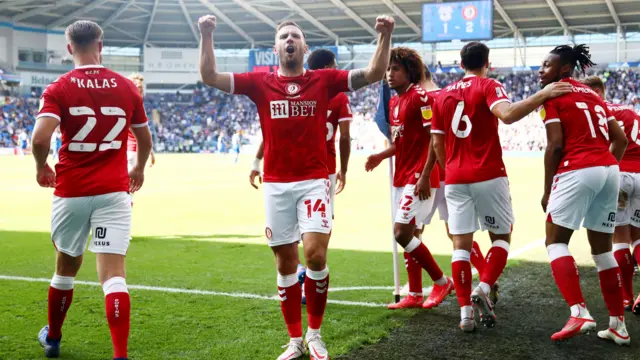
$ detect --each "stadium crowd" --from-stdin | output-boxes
[2,68,640,152]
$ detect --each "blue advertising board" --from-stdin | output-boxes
[248,46,339,72]
[422,1,493,43]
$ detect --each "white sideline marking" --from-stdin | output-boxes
[0,275,385,308]
[0,238,546,308]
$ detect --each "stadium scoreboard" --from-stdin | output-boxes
[422,1,493,43]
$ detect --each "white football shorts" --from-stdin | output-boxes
[392,185,437,226]
[617,172,640,227]
[445,177,514,235]
[422,181,448,225]
[547,165,619,233]
[51,192,132,257]
[264,179,332,247]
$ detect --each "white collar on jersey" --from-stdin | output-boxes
[277,68,307,78]
[463,74,477,79]
[75,64,105,69]
[405,83,414,92]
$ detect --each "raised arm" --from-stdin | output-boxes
[349,16,395,91]
[198,15,233,93]
[492,82,573,124]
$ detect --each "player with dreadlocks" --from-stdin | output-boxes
[539,44,630,344]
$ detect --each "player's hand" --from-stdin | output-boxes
[365,154,383,172]
[198,15,217,35]
[375,15,395,35]
[36,164,56,188]
[149,151,156,168]
[336,171,346,195]
[541,192,550,213]
[249,170,262,189]
[543,82,573,100]
[414,175,432,201]
[129,166,145,193]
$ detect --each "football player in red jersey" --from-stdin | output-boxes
[366,48,454,310]
[31,21,152,360]
[539,45,629,345]
[583,75,640,314]
[199,14,393,360]
[250,48,353,306]
[431,42,571,332]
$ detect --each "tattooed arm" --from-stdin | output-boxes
[350,16,395,91]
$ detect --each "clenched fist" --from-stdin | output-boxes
[375,15,395,36]
[198,15,217,35]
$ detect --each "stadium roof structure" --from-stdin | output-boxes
[2,0,640,49]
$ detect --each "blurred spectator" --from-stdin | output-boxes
[2,68,640,153]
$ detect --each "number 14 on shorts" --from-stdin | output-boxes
[304,199,327,219]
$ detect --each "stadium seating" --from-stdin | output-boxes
[2,69,640,152]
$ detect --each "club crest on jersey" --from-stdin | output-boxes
[285,83,301,95]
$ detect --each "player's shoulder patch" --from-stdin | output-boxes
[421,105,433,120]
[539,106,546,120]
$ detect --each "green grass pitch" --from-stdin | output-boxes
[0,153,631,359]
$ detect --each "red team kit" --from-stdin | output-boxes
[30,16,640,360]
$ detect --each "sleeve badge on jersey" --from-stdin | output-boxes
[539,107,546,120]
[38,97,44,111]
[421,106,433,120]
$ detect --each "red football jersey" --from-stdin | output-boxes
[325,92,352,175]
[127,130,137,152]
[541,78,617,175]
[431,75,510,184]
[606,101,640,173]
[390,85,440,188]
[37,65,148,197]
[231,69,353,182]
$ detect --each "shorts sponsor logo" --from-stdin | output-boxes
[603,212,616,228]
[634,209,640,219]
[95,227,107,239]
[321,219,329,229]
[484,216,499,230]
[93,240,110,247]
[265,227,273,239]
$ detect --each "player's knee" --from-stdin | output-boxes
[102,276,128,295]
[55,252,82,277]
[304,249,327,271]
[394,225,413,247]
[488,232,511,244]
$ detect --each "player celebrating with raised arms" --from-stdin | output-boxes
[199,14,393,360]
[431,42,572,332]
[31,20,152,359]
[539,45,630,345]
[366,48,453,310]
[582,75,640,314]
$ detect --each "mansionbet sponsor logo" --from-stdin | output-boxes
[269,100,317,119]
